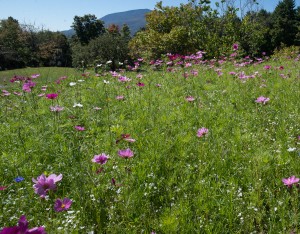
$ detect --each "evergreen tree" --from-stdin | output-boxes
[270,0,298,48]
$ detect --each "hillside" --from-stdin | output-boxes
[62,9,151,37]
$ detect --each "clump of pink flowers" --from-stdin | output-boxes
[32,174,62,197]
[282,176,300,188]
[197,127,209,138]
[255,96,270,104]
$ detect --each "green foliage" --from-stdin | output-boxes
[0,53,300,232]
[71,14,105,45]
[270,0,299,49]
[0,17,27,69]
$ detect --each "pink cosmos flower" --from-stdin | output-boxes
[54,198,72,212]
[282,176,300,187]
[13,92,22,96]
[2,90,11,96]
[118,148,134,159]
[116,95,124,100]
[46,93,58,99]
[92,153,109,165]
[74,125,85,131]
[31,74,40,79]
[22,81,36,93]
[156,84,162,87]
[233,43,239,51]
[32,174,62,197]
[0,186,7,190]
[264,65,271,70]
[197,127,209,138]
[50,105,64,112]
[186,96,195,102]
[0,215,46,234]
[136,82,145,87]
[255,96,270,104]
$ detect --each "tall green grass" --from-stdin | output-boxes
[0,55,299,233]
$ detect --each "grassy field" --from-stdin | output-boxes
[0,52,299,233]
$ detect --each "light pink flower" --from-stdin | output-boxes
[54,198,72,212]
[197,127,209,138]
[282,176,300,187]
[116,95,124,100]
[255,96,270,104]
[186,96,195,102]
[118,148,134,159]
[50,105,64,112]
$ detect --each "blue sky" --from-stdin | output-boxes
[0,0,299,31]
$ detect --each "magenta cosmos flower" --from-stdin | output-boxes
[32,174,62,197]
[233,43,239,51]
[0,215,46,234]
[282,176,300,187]
[255,96,270,104]
[46,93,58,99]
[197,127,209,138]
[92,153,109,165]
[74,125,85,131]
[54,198,72,212]
[118,148,134,159]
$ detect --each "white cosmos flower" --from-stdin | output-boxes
[103,80,109,84]
[73,103,83,108]
[69,82,77,86]
[287,147,297,152]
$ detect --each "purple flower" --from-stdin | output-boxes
[282,176,300,187]
[54,198,72,212]
[197,127,209,138]
[92,153,109,165]
[255,96,270,104]
[264,65,271,70]
[14,176,24,183]
[32,174,62,197]
[0,215,46,234]
[46,93,58,99]
[74,125,85,131]
[118,148,134,159]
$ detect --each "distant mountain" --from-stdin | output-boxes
[61,9,151,38]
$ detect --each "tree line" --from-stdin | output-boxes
[0,0,299,70]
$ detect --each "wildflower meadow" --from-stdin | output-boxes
[0,49,300,233]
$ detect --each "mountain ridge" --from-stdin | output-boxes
[62,9,151,37]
